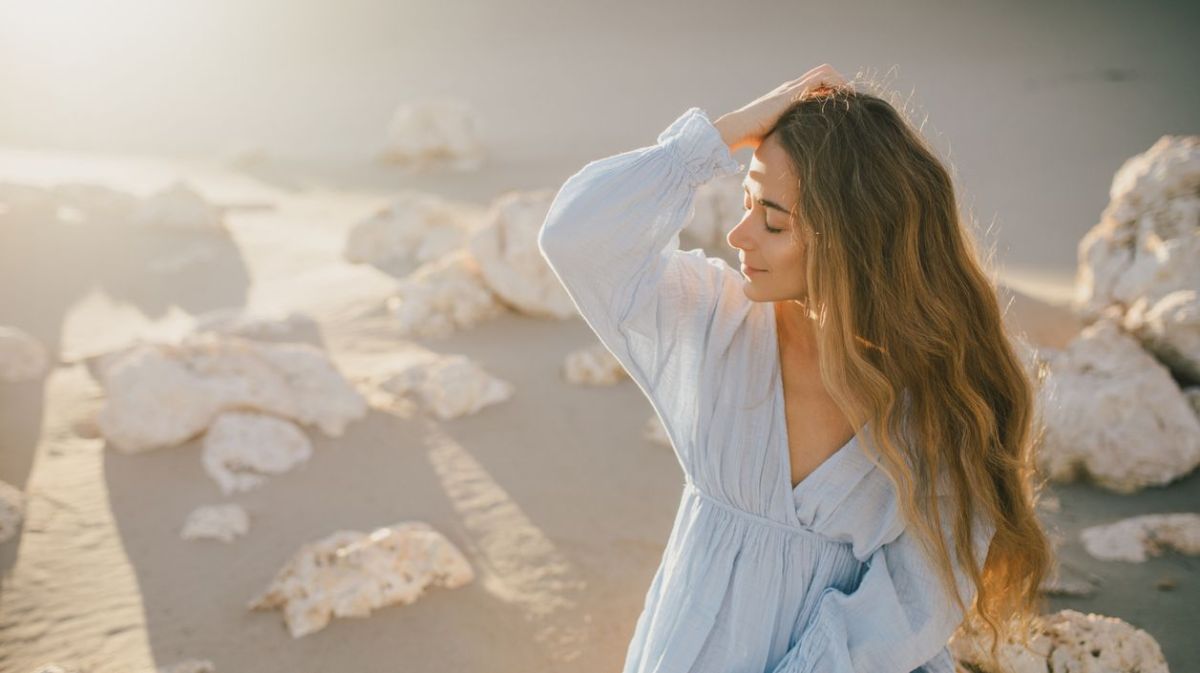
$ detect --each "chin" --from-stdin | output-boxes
[739,283,770,303]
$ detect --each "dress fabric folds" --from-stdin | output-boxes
[537,106,995,673]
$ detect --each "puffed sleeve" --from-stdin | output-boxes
[537,106,748,456]
[768,496,996,673]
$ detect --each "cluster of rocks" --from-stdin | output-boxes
[950,609,1169,673]
[1080,512,1200,563]
[378,98,487,171]
[69,310,494,636]
[0,305,503,638]
[346,168,738,342]
[0,179,225,230]
[1025,135,1200,493]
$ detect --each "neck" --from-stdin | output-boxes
[775,299,819,358]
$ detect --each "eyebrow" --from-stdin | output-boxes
[742,180,791,215]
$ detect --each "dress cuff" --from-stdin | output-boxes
[656,107,743,187]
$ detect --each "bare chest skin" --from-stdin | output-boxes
[776,311,857,490]
[780,366,857,489]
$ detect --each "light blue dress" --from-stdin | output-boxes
[537,106,996,673]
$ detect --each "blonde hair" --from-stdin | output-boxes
[767,75,1052,665]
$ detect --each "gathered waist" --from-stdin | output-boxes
[682,479,841,545]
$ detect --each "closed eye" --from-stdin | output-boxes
[742,200,784,234]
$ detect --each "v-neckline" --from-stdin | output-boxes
[769,300,860,495]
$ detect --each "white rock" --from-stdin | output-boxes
[380,98,486,171]
[563,342,628,386]
[644,414,671,447]
[157,659,216,673]
[1186,385,1200,417]
[134,180,224,230]
[0,478,25,544]
[377,353,513,420]
[86,332,367,453]
[0,325,50,382]
[190,307,319,344]
[1032,318,1200,491]
[1080,512,1200,563]
[385,248,506,338]
[950,609,1168,673]
[1123,289,1200,381]
[248,521,475,638]
[469,189,578,319]
[202,412,313,495]
[182,503,251,543]
[1074,136,1200,377]
[343,190,484,274]
[1076,136,1200,313]
[683,172,745,249]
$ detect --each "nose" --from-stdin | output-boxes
[726,211,754,252]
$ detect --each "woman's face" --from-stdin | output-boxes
[726,133,807,302]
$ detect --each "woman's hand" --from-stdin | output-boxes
[713,64,849,152]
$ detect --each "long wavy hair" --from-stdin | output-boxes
[766,77,1052,665]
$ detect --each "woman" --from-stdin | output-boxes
[538,64,1051,673]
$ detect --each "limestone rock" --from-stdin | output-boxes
[134,180,224,230]
[1074,135,1200,378]
[385,249,506,338]
[1123,289,1200,382]
[563,342,628,386]
[469,189,578,319]
[191,307,320,344]
[344,190,485,274]
[182,503,251,543]
[1031,318,1200,491]
[202,412,313,495]
[1075,136,1200,318]
[1080,512,1200,562]
[0,325,50,382]
[1187,385,1200,417]
[248,521,474,638]
[951,609,1168,673]
[377,353,513,420]
[380,98,486,171]
[0,478,25,544]
[86,332,367,453]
